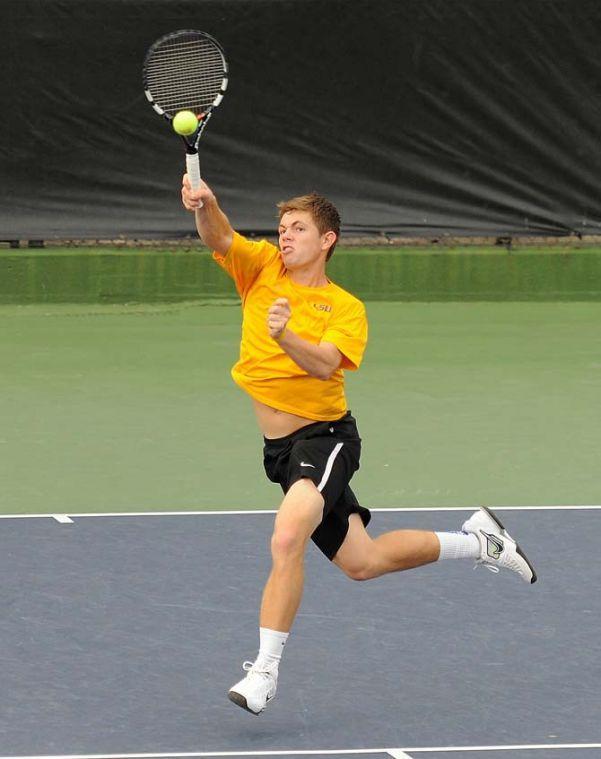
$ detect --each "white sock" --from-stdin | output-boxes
[255,627,289,669]
[435,531,480,560]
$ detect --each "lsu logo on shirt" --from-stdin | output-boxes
[312,303,332,313]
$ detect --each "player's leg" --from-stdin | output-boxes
[260,477,325,631]
[333,509,536,584]
[228,477,323,715]
[333,513,442,580]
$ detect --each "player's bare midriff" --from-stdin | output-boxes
[252,398,316,439]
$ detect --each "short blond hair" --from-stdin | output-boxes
[277,192,341,260]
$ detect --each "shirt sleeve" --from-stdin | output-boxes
[321,299,368,371]
[213,231,280,298]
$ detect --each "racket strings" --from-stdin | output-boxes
[147,50,223,70]
[147,67,225,89]
[147,84,224,112]
[148,42,222,59]
[153,36,217,52]
[149,72,223,95]
[146,48,226,112]
[146,39,225,73]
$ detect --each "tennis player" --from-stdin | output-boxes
[181,176,537,715]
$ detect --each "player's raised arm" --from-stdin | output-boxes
[181,174,233,255]
[143,29,230,253]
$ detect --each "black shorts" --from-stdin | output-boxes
[263,411,371,560]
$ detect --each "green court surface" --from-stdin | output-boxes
[1,297,599,515]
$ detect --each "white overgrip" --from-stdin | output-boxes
[186,151,203,208]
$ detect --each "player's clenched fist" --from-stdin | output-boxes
[268,298,291,340]
[181,173,214,211]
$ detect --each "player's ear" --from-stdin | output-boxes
[322,230,337,250]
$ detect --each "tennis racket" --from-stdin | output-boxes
[143,29,228,193]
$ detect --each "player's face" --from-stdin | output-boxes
[278,211,331,271]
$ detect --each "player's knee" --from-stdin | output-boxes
[341,562,374,582]
[270,526,306,560]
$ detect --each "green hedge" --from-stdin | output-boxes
[1,246,600,303]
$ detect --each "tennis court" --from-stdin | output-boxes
[0,507,599,758]
[1,257,601,756]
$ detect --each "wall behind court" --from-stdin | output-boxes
[2,0,601,240]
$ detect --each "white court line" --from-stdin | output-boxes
[0,504,600,521]
[404,744,601,753]
[1,742,600,759]
[0,751,392,759]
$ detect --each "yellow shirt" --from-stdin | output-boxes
[213,232,368,421]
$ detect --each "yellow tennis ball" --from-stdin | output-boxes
[172,110,198,136]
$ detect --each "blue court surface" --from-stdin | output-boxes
[0,507,599,759]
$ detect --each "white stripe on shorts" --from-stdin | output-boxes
[317,442,344,492]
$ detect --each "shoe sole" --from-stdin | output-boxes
[228,690,262,715]
[481,506,538,584]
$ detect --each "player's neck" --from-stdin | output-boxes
[286,264,329,288]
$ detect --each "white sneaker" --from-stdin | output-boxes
[228,660,278,715]
[462,507,537,584]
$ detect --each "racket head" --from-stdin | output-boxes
[143,29,228,144]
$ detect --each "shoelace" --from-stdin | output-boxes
[242,660,278,678]
[473,561,500,574]
[473,528,527,577]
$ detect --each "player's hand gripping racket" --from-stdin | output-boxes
[143,30,228,200]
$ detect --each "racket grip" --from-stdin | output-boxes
[186,152,203,208]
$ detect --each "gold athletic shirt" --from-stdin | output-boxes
[213,232,368,421]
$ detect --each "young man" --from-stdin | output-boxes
[181,176,537,716]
